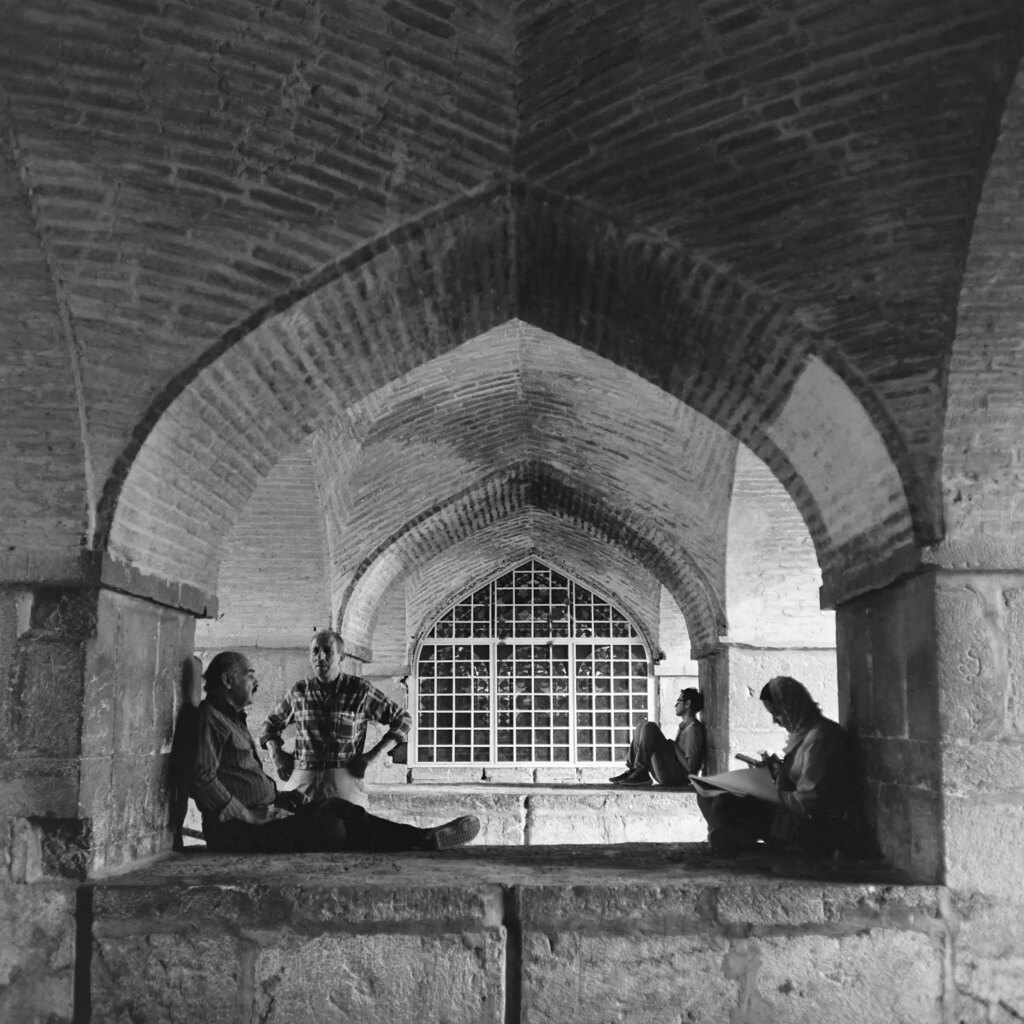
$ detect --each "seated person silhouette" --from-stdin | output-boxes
[610,687,706,787]
[696,675,868,857]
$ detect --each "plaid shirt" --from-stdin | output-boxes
[258,673,411,769]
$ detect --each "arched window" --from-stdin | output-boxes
[413,559,652,767]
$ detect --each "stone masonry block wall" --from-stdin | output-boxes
[934,571,1024,897]
[374,786,708,845]
[715,646,837,776]
[86,860,1024,1024]
[0,587,90,1022]
[80,591,196,874]
[832,566,1024,895]
[0,880,77,1024]
[519,882,947,1024]
[836,571,942,883]
[90,877,508,1024]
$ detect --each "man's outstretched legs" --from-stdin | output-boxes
[203,799,480,853]
[303,799,481,852]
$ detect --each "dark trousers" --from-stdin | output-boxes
[696,792,778,853]
[203,798,424,853]
[628,722,690,785]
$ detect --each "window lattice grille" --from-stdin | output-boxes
[414,560,650,766]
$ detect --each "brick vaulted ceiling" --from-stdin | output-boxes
[1,0,1022,631]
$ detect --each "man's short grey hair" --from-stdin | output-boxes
[310,629,344,650]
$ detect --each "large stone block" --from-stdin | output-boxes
[944,796,1024,896]
[369,786,525,845]
[83,591,188,761]
[521,931,734,1024]
[519,884,705,928]
[92,932,243,1024]
[525,789,707,844]
[253,930,506,1024]
[943,739,1024,794]
[7,636,85,758]
[82,751,172,871]
[952,895,1024,1023]
[0,879,76,1024]
[744,931,943,1023]
[0,757,81,819]
[935,582,1004,738]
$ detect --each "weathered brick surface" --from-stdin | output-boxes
[192,442,332,649]
[516,0,1020,530]
[942,69,1024,568]
[727,445,834,647]
[0,0,515,515]
[0,108,88,561]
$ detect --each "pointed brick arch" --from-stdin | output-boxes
[405,527,664,663]
[104,185,916,609]
[339,462,723,658]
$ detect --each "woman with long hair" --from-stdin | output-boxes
[697,676,867,856]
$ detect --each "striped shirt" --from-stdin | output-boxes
[259,673,411,769]
[190,699,277,818]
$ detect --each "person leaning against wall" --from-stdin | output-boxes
[258,629,410,809]
[609,687,707,787]
[696,675,874,857]
[190,650,479,853]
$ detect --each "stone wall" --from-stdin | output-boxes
[702,646,837,776]
[84,850,1024,1024]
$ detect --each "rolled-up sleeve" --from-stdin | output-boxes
[258,690,295,748]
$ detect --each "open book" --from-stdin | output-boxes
[688,766,781,804]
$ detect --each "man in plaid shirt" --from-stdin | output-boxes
[259,629,411,808]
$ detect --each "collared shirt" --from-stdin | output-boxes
[190,698,277,819]
[258,673,411,769]
[674,718,707,776]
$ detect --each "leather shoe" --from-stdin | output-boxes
[420,815,480,850]
[612,768,652,787]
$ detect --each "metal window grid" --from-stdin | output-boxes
[413,560,651,767]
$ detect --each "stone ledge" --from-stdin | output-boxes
[86,845,943,1024]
